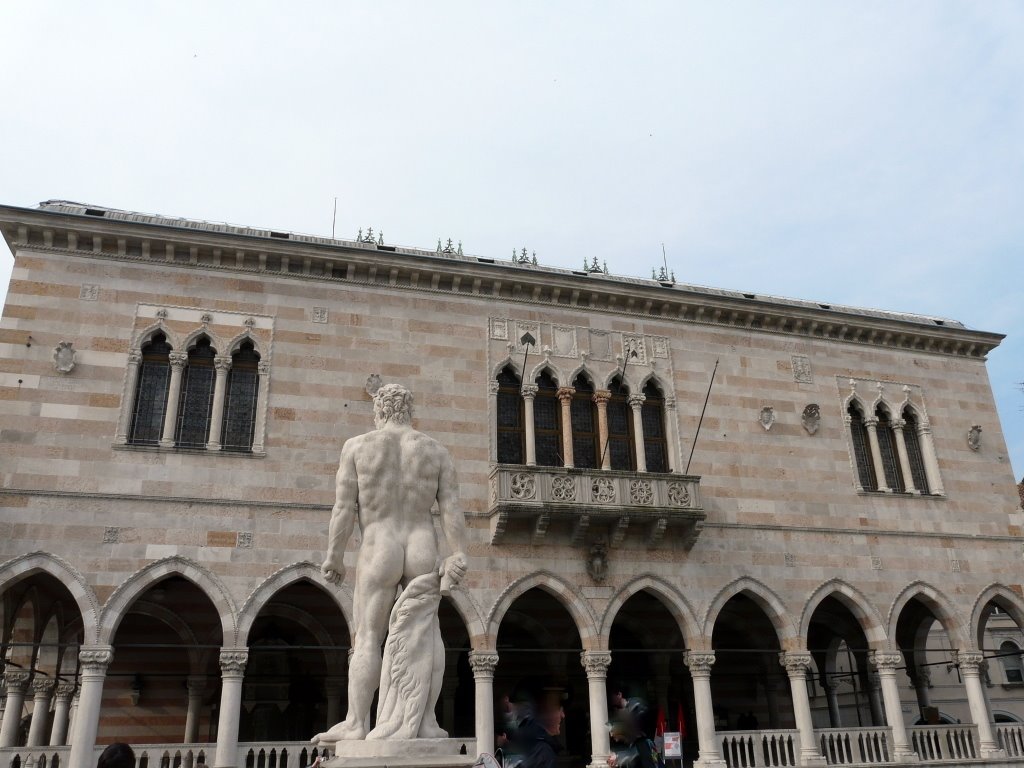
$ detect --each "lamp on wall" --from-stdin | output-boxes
[130,674,143,706]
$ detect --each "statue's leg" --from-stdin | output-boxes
[313,538,402,743]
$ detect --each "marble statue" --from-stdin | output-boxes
[313,383,468,744]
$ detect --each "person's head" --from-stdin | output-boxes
[97,743,135,768]
[539,700,565,737]
[373,383,413,429]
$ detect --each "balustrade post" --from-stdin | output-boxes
[213,648,248,768]
[67,645,113,768]
[869,651,917,762]
[0,670,31,747]
[628,394,647,472]
[469,651,499,756]
[26,678,54,747]
[581,651,612,768]
[955,651,1004,758]
[779,653,827,766]
[684,651,726,768]
[206,356,232,450]
[891,419,918,493]
[863,418,890,492]
[522,385,538,466]
[593,390,611,470]
[159,351,188,447]
[557,388,575,467]
[115,351,142,443]
[49,680,76,746]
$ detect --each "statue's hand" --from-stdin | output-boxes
[440,552,468,585]
[322,559,345,585]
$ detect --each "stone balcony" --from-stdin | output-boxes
[486,464,705,546]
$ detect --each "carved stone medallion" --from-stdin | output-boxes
[801,404,820,435]
[759,406,776,432]
[967,425,982,452]
[53,341,76,374]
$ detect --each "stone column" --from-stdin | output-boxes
[763,677,782,729]
[778,653,826,766]
[917,422,944,495]
[557,387,575,468]
[664,396,680,472]
[522,385,538,466]
[442,649,461,736]
[49,680,76,746]
[159,351,188,447]
[184,676,206,744]
[684,652,726,768]
[115,350,143,443]
[890,419,918,493]
[206,356,232,450]
[628,393,647,472]
[580,651,612,768]
[0,670,31,747]
[863,418,889,492]
[823,681,841,728]
[213,648,248,768]
[324,676,345,728]
[864,670,885,728]
[593,390,612,470]
[868,651,916,762]
[909,665,931,712]
[67,645,113,768]
[250,362,271,453]
[469,651,499,756]
[955,651,1003,758]
[26,678,54,747]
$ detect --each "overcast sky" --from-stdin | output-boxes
[1,2,1021,480]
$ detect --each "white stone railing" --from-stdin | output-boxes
[239,742,332,768]
[816,727,892,765]
[135,744,213,768]
[0,746,70,768]
[487,464,704,545]
[997,723,1024,758]
[720,730,800,768]
[907,724,978,762]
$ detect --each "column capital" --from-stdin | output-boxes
[468,651,499,677]
[31,678,55,696]
[779,651,813,675]
[258,361,271,376]
[593,390,611,405]
[79,645,114,673]
[684,650,716,675]
[868,650,903,670]
[864,417,879,428]
[127,350,143,365]
[54,680,76,700]
[580,651,612,677]
[627,393,646,409]
[664,396,676,410]
[214,355,232,372]
[556,386,575,403]
[891,418,906,431]
[219,648,249,676]
[3,670,31,690]
[520,384,539,399]
[918,421,932,435]
[954,650,985,673]
[186,675,207,693]
[169,351,188,368]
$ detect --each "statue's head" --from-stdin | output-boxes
[373,383,414,429]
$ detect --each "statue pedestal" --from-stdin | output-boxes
[323,738,478,768]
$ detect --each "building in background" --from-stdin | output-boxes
[0,201,1022,768]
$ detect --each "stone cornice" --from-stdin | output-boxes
[0,203,1003,360]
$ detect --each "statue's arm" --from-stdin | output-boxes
[437,449,468,586]
[323,440,358,585]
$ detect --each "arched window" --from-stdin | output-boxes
[222,340,261,452]
[902,407,930,494]
[642,380,668,473]
[175,337,217,448]
[848,402,875,490]
[571,374,598,469]
[607,376,636,471]
[533,370,562,467]
[496,366,524,464]
[129,333,172,445]
[875,406,904,492]
[1000,641,1023,684]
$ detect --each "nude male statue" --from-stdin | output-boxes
[314,383,468,742]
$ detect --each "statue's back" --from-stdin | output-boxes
[351,426,443,525]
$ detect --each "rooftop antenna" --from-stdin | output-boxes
[331,197,337,239]
[662,243,669,276]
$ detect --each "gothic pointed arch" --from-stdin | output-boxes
[226,329,265,356]
[886,581,967,651]
[181,327,224,355]
[132,321,182,352]
[529,361,563,386]
[0,551,99,643]
[485,570,598,650]
[703,576,796,647]
[599,575,700,648]
[970,583,1024,650]
[490,357,522,382]
[798,579,887,647]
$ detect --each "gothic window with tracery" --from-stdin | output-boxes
[902,408,930,494]
[848,401,875,490]
[570,374,599,469]
[533,370,562,467]
[129,333,172,445]
[642,380,668,473]
[222,340,261,452]
[875,406,904,492]
[607,375,636,471]
[495,366,524,464]
[175,337,217,448]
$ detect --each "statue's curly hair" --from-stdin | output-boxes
[373,383,414,426]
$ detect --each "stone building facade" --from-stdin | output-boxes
[0,201,1022,768]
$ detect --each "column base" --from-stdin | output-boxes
[798,753,827,767]
[159,438,176,448]
[693,759,727,768]
[891,747,918,763]
[980,746,1006,760]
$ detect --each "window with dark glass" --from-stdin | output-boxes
[129,333,172,445]
[607,376,636,471]
[641,380,668,473]
[570,374,598,469]
[175,337,217,448]
[848,402,875,490]
[222,341,261,452]
[1001,641,1024,684]
[496,366,524,464]
[902,408,930,494]
[875,407,904,492]
[533,370,562,467]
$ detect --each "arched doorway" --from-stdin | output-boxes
[806,597,879,729]
[895,597,958,727]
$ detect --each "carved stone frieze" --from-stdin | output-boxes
[592,477,616,504]
[509,473,536,500]
[551,475,577,502]
[629,479,653,505]
[667,481,691,507]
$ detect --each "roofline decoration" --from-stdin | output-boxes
[0,201,1004,359]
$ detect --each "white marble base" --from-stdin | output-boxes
[323,738,477,768]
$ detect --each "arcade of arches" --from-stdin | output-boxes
[3,561,1024,768]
